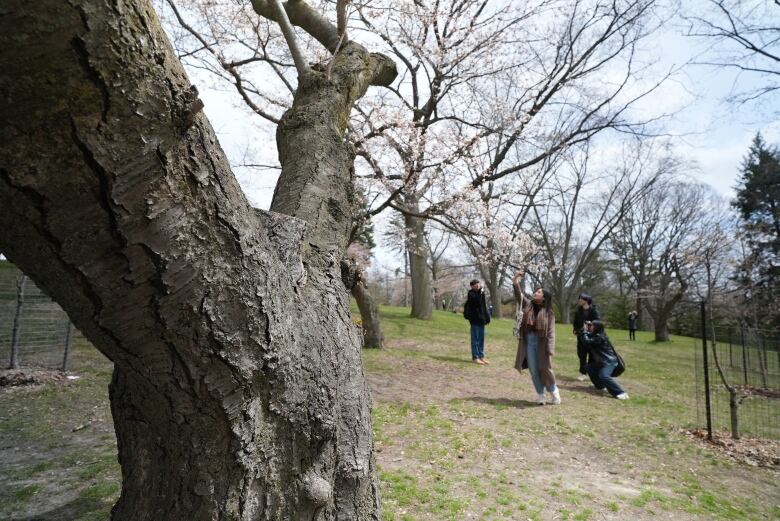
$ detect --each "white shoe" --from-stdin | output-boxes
[577,374,588,381]
[536,393,546,405]
[550,389,561,405]
[616,393,630,400]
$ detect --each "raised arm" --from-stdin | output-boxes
[511,269,532,304]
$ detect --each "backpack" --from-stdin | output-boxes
[611,349,626,377]
[462,300,471,320]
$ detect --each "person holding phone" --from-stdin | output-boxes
[511,268,560,405]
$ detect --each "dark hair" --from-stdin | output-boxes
[470,279,480,286]
[579,293,593,305]
[536,288,553,311]
[590,320,605,335]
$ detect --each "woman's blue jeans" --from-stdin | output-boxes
[587,361,625,397]
[526,331,557,394]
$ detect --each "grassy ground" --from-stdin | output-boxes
[0,345,118,520]
[0,305,777,520]
[367,307,778,520]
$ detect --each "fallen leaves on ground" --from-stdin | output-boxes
[686,428,780,469]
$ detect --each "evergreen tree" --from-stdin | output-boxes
[732,133,780,326]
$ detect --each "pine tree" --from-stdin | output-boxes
[732,133,780,326]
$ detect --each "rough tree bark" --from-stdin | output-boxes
[350,276,384,349]
[0,1,394,519]
[480,264,503,320]
[403,211,433,320]
[653,315,670,342]
[647,282,686,342]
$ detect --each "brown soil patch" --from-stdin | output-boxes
[0,370,76,388]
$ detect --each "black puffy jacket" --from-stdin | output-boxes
[580,331,617,367]
[463,289,491,325]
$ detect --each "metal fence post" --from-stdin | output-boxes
[9,275,28,370]
[740,324,748,386]
[61,322,74,372]
[700,301,713,440]
[728,329,733,367]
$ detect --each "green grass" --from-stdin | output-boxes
[0,338,120,520]
[1,305,777,520]
[364,305,779,521]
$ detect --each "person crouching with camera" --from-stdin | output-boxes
[580,320,629,400]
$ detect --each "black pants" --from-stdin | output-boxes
[576,335,589,375]
[629,328,636,341]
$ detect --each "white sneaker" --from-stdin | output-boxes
[616,393,630,400]
[550,389,561,405]
[536,393,546,405]
[577,374,588,381]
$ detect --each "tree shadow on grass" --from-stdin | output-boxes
[429,354,477,365]
[461,396,541,410]
[555,374,583,383]
[12,497,109,521]
[562,383,611,397]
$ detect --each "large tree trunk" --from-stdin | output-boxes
[552,278,571,324]
[403,212,432,320]
[0,1,393,519]
[430,264,441,310]
[635,294,645,330]
[560,301,571,325]
[486,265,503,319]
[654,315,670,342]
[351,278,384,349]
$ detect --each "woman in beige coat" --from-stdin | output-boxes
[512,269,560,405]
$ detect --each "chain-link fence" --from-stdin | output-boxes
[694,322,780,440]
[0,264,76,370]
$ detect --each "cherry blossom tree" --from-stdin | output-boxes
[354,0,672,320]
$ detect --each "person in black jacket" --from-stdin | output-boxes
[463,279,491,364]
[572,293,600,381]
[627,310,638,341]
[581,320,629,400]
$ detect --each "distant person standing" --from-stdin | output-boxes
[512,269,561,405]
[463,279,491,365]
[627,310,638,341]
[572,293,600,381]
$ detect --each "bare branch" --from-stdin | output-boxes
[251,0,342,53]
[267,0,310,75]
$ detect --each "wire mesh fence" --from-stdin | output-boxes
[694,323,780,440]
[0,265,77,371]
